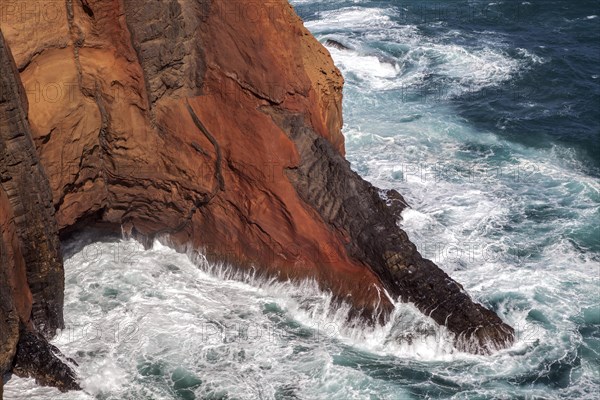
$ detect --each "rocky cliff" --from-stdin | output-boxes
[0,30,79,393]
[0,0,513,392]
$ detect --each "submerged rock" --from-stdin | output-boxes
[325,39,352,51]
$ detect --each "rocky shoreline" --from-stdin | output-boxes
[0,0,513,393]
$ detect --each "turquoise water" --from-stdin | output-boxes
[4,1,599,399]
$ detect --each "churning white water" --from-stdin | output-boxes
[5,235,476,400]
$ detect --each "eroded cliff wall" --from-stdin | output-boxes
[2,0,389,320]
[0,29,78,393]
[0,1,514,392]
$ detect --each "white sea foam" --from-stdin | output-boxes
[305,7,399,32]
[3,236,469,399]
[308,5,524,97]
[300,2,596,398]
[325,47,404,90]
[341,92,599,400]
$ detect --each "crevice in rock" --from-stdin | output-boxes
[145,100,226,239]
[224,73,284,106]
[65,0,83,88]
[64,0,110,210]
[185,100,225,194]
[79,0,94,18]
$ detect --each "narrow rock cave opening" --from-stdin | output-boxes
[58,209,121,250]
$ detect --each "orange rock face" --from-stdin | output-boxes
[1,3,514,387]
[0,0,387,317]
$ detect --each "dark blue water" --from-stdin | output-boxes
[294,0,600,175]
[447,0,600,174]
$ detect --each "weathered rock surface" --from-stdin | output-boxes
[279,112,513,351]
[0,0,514,392]
[0,28,78,394]
[11,330,80,392]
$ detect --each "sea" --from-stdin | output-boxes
[4,0,599,399]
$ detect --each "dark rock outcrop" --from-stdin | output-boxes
[0,0,514,393]
[0,29,64,337]
[12,330,80,392]
[0,29,79,394]
[273,111,513,351]
[325,39,352,51]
